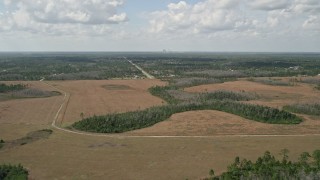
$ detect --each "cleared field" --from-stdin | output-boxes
[49,79,166,126]
[1,131,320,180]
[185,79,320,108]
[0,81,63,140]
[1,79,320,180]
[126,110,320,136]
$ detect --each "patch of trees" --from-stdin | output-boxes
[206,149,320,180]
[0,164,28,180]
[0,83,26,93]
[149,86,180,104]
[71,101,302,133]
[171,78,224,88]
[248,78,293,86]
[284,103,320,116]
[11,89,60,98]
[199,91,257,101]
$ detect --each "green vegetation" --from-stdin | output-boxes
[248,78,293,86]
[171,77,224,88]
[0,53,143,80]
[206,149,320,180]
[0,83,26,93]
[1,52,320,81]
[72,101,302,133]
[0,164,28,180]
[149,86,180,104]
[284,103,320,116]
[200,91,257,101]
[130,53,320,79]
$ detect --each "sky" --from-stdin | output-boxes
[0,0,319,52]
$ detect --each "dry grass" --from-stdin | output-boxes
[49,79,166,125]
[0,93,61,125]
[126,110,320,136]
[1,131,320,180]
[185,79,320,108]
[1,78,320,180]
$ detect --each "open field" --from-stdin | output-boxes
[186,79,320,108]
[0,81,62,140]
[1,131,320,180]
[1,77,320,179]
[50,79,166,126]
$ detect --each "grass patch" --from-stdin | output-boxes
[248,78,293,86]
[247,78,294,86]
[11,89,61,98]
[1,129,53,150]
[0,89,60,102]
[284,103,320,116]
[102,84,133,90]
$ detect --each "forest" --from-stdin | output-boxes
[0,52,319,81]
[205,149,320,180]
[72,99,302,133]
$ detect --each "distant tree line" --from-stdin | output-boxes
[206,149,320,180]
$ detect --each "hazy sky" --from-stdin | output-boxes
[0,0,319,52]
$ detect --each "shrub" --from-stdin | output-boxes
[0,164,28,180]
[284,103,320,116]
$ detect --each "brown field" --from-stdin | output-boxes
[0,81,62,140]
[49,79,166,125]
[185,79,320,108]
[1,78,320,179]
[1,131,320,180]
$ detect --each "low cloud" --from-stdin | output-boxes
[146,0,320,38]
